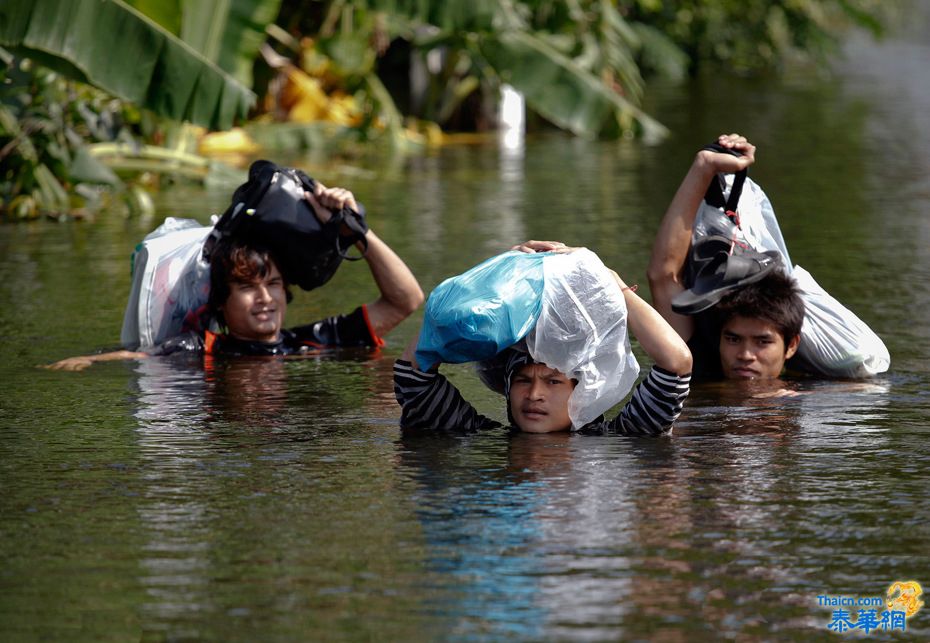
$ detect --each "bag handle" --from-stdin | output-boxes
[701,142,747,227]
[335,208,369,260]
[205,163,371,263]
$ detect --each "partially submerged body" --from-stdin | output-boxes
[683,268,804,380]
[394,358,690,436]
[46,182,423,371]
[647,133,886,383]
[394,241,692,436]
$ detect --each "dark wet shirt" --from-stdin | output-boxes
[148,306,381,357]
[393,360,691,436]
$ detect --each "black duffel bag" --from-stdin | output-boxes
[203,160,368,290]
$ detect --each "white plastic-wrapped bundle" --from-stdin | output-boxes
[789,267,890,377]
[526,249,640,428]
[693,174,890,377]
[120,218,212,349]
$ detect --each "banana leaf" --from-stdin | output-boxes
[218,0,282,86]
[125,0,281,91]
[123,0,182,35]
[0,0,255,131]
[478,30,668,139]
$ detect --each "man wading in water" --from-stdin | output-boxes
[47,181,423,369]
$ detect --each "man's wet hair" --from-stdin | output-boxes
[715,270,804,349]
[208,238,293,325]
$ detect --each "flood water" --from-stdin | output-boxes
[2,14,930,642]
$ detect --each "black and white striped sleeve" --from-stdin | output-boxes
[608,366,690,436]
[393,360,500,432]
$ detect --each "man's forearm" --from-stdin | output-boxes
[646,153,719,341]
[647,153,717,287]
[361,231,424,337]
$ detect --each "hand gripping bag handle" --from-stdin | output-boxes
[205,162,369,261]
[701,142,747,226]
[287,167,369,262]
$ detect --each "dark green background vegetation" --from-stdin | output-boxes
[0,0,895,218]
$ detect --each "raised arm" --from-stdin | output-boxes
[399,327,426,368]
[357,230,424,337]
[646,133,756,342]
[307,184,424,339]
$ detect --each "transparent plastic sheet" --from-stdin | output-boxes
[525,249,640,428]
[415,251,546,369]
[120,218,212,349]
[693,175,889,377]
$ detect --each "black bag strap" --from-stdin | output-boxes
[701,142,747,227]
[335,211,369,261]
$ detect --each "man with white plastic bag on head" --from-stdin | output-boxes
[647,133,890,382]
[394,241,692,435]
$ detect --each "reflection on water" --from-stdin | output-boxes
[3,15,930,640]
[401,370,927,640]
[395,373,927,640]
[122,354,437,640]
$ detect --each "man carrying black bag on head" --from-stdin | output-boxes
[46,162,424,370]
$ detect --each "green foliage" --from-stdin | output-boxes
[271,0,679,139]
[268,0,891,140]
[0,0,897,221]
[0,57,132,218]
[0,0,255,131]
[0,0,281,219]
[125,0,283,88]
[625,0,889,74]
[478,30,665,139]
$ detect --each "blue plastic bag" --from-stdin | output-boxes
[415,251,546,369]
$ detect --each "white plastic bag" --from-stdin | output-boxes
[790,267,890,377]
[120,218,212,349]
[526,249,640,428]
[693,174,889,377]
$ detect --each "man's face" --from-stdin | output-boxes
[220,262,287,343]
[509,364,575,433]
[719,315,799,380]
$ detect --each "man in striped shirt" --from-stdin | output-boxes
[394,241,692,436]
